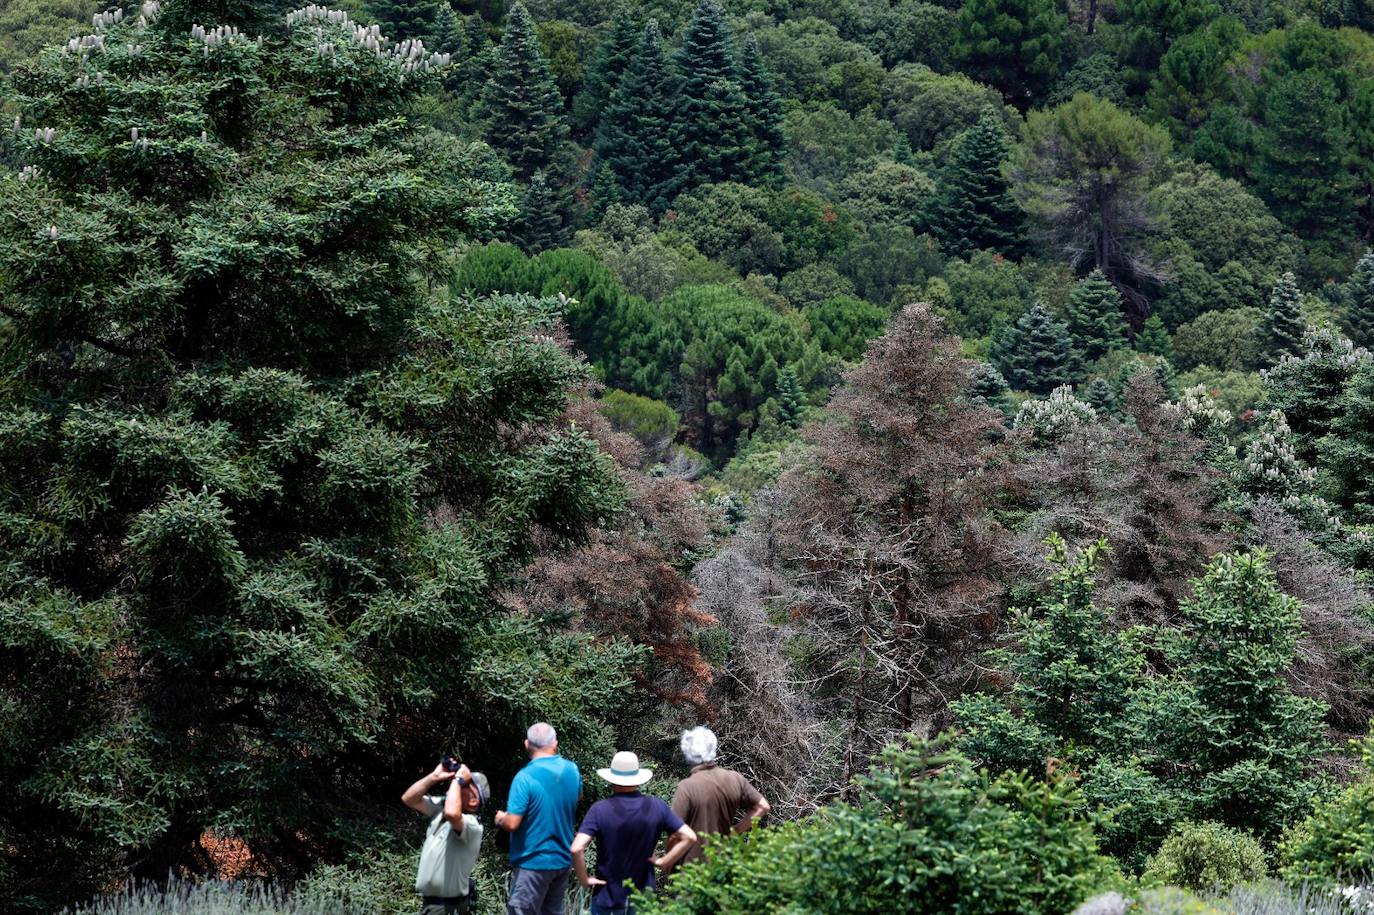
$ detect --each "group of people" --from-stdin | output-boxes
[401,724,771,915]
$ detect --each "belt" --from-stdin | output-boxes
[422,895,468,904]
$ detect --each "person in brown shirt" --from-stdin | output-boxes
[666,726,770,870]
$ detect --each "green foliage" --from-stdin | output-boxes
[482,1,570,180]
[0,9,640,908]
[1260,326,1372,463]
[1318,360,1374,523]
[1049,52,1127,106]
[1136,551,1328,839]
[737,35,786,186]
[591,19,681,215]
[805,295,888,361]
[636,737,1116,915]
[775,365,807,428]
[1146,17,1247,140]
[668,0,755,191]
[1066,270,1130,365]
[1113,0,1221,95]
[572,9,639,132]
[932,107,1025,258]
[64,878,368,915]
[955,0,1067,105]
[939,249,1034,339]
[1172,308,1262,372]
[1279,729,1374,887]
[600,389,681,452]
[1341,249,1374,347]
[366,0,445,41]
[1137,315,1175,361]
[1142,821,1269,894]
[515,170,566,252]
[1259,272,1308,366]
[955,537,1145,774]
[881,63,1008,151]
[992,302,1078,393]
[0,0,93,74]
[1012,94,1172,310]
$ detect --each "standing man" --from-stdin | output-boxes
[402,758,491,915]
[572,750,698,915]
[494,722,581,915]
[667,726,770,870]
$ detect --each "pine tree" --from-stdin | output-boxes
[367,0,444,41]
[1260,270,1306,366]
[1135,314,1174,361]
[737,34,785,185]
[992,303,1078,394]
[482,1,569,181]
[1343,250,1374,348]
[1319,361,1374,523]
[955,0,1066,106]
[670,0,754,191]
[572,10,640,134]
[932,107,1025,257]
[776,364,806,428]
[515,172,565,253]
[1065,269,1128,365]
[592,20,682,215]
[893,132,917,166]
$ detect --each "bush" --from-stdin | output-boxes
[1143,822,1268,894]
[636,736,1118,915]
[65,878,367,915]
[1279,731,1374,889]
[600,390,681,459]
[1171,308,1262,372]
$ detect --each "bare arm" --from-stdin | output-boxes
[652,823,698,872]
[402,762,455,815]
[571,832,606,889]
[733,796,770,834]
[442,765,471,832]
[494,810,524,832]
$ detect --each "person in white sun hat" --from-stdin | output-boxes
[570,751,698,915]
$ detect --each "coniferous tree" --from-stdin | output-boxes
[1260,271,1306,366]
[670,0,754,191]
[482,1,569,181]
[431,1,463,53]
[1319,361,1374,523]
[737,35,785,185]
[1065,269,1128,365]
[993,303,1078,393]
[515,171,565,253]
[1343,250,1374,348]
[932,107,1024,257]
[955,0,1066,107]
[776,365,806,428]
[366,0,444,41]
[592,19,682,215]
[1136,314,1174,361]
[573,11,640,134]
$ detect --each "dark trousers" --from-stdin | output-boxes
[506,866,569,915]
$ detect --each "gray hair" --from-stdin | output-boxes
[680,726,718,765]
[527,722,557,749]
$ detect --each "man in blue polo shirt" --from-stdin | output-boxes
[494,722,581,915]
[571,751,697,915]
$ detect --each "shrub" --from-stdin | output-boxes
[600,390,681,459]
[65,878,367,915]
[1279,731,1374,889]
[1143,821,1268,894]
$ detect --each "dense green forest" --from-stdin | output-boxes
[1,0,1373,912]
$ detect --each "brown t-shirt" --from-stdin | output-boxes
[670,763,764,865]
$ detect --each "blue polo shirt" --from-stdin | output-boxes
[507,754,581,870]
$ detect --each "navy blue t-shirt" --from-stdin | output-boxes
[578,792,684,908]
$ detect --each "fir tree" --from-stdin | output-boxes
[572,10,640,134]
[515,172,564,253]
[670,0,754,191]
[1319,361,1374,524]
[737,34,785,185]
[1259,271,1306,366]
[1343,250,1374,348]
[367,0,444,41]
[592,20,682,215]
[776,364,806,428]
[1065,269,1128,365]
[1140,551,1327,837]
[971,362,1014,417]
[1136,314,1174,361]
[431,1,463,53]
[482,1,569,181]
[992,303,1078,394]
[932,107,1025,257]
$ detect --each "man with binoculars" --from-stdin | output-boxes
[402,755,492,915]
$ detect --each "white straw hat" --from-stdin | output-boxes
[597,750,654,787]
